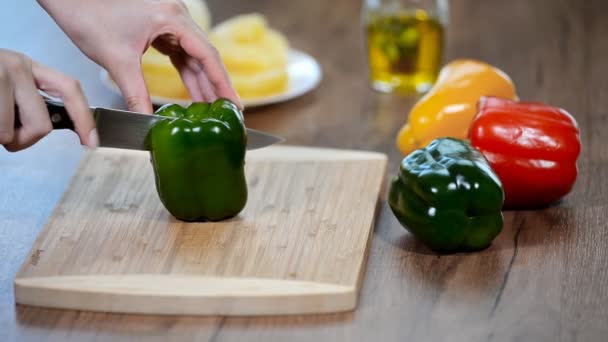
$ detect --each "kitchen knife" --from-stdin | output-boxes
[14,99,284,151]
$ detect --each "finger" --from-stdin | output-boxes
[178,25,243,109]
[32,61,98,148]
[0,67,15,145]
[169,55,204,102]
[196,69,217,103]
[5,60,52,151]
[178,56,216,103]
[108,56,153,114]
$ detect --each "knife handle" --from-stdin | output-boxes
[14,99,75,131]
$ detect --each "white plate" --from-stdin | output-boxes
[99,49,322,108]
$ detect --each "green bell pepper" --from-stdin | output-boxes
[388,138,504,253]
[149,99,247,222]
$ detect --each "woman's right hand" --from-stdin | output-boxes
[0,49,98,152]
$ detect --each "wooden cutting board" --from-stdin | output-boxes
[14,145,387,316]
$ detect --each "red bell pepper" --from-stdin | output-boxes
[469,96,581,208]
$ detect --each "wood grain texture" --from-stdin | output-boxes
[14,146,387,315]
[1,0,608,341]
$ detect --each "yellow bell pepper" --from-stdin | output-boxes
[396,59,517,155]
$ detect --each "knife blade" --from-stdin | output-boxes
[15,99,284,151]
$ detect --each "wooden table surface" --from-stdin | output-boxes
[1,0,607,341]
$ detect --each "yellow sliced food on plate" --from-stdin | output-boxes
[211,13,289,75]
[141,51,189,100]
[230,67,289,99]
[141,11,291,101]
[212,30,288,74]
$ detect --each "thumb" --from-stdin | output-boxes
[108,58,153,114]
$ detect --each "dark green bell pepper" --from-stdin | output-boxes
[388,138,504,253]
[149,99,247,222]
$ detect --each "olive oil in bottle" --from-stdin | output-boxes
[365,10,444,94]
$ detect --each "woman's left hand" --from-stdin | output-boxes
[38,0,242,114]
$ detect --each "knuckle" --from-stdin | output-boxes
[65,78,82,93]
[154,0,186,24]
[39,122,53,137]
[29,122,53,142]
[2,51,29,71]
[0,129,14,145]
[162,0,186,15]
[125,96,144,111]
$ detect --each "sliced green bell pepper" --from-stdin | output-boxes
[388,138,504,253]
[149,99,247,222]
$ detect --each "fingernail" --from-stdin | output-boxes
[88,128,99,149]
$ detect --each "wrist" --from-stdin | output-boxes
[37,0,61,12]
[36,0,90,39]
[37,0,82,19]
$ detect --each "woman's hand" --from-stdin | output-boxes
[0,49,97,152]
[38,0,242,114]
